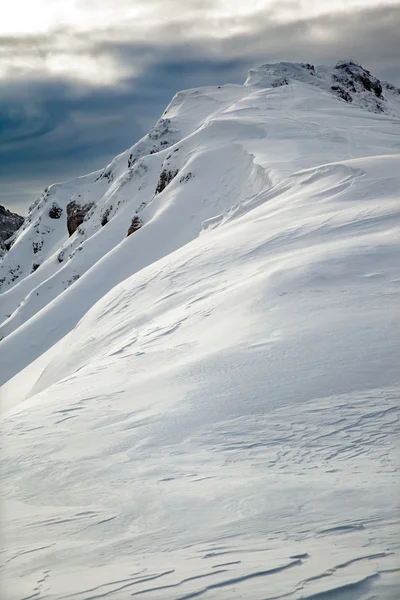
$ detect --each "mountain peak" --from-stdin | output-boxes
[244,61,318,87]
[1,57,399,600]
[0,58,399,339]
[245,60,399,114]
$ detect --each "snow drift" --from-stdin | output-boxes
[1,61,399,599]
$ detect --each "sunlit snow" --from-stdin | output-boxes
[1,61,399,599]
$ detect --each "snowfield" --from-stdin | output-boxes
[1,61,399,599]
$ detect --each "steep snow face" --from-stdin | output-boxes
[0,84,247,331]
[0,205,23,257]
[1,62,400,599]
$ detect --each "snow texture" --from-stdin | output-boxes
[1,60,399,599]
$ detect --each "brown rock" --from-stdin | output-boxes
[127,216,143,236]
[66,200,94,236]
[155,168,178,195]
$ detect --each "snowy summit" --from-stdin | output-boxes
[1,60,399,599]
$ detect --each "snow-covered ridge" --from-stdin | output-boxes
[0,60,399,345]
[245,60,400,113]
[1,60,399,599]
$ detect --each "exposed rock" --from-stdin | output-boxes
[148,118,172,141]
[101,206,112,227]
[94,169,114,183]
[102,169,114,183]
[245,60,391,114]
[332,61,384,108]
[66,201,94,236]
[127,118,178,168]
[331,85,353,103]
[48,203,63,219]
[32,241,43,254]
[335,61,383,97]
[0,205,24,255]
[127,216,143,237]
[155,168,179,195]
[4,238,14,252]
[7,264,22,282]
[271,77,289,88]
[179,172,193,183]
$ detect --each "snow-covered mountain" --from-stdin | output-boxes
[0,205,24,257]
[1,60,399,599]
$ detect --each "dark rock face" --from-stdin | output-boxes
[48,203,63,219]
[101,206,112,227]
[0,205,24,255]
[127,216,143,237]
[331,85,353,103]
[66,201,94,236]
[332,61,385,109]
[155,169,179,195]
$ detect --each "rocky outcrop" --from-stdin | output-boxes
[101,206,112,227]
[48,203,63,219]
[0,205,24,255]
[32,241,43,254]
[127,216,143,236]
[331,61,386,111]
[245,60,392,114]
[334,61,383,98]
[66,201,94,236]
[331,85,353,103]
[127,118,178,168]
[155,168,179,195]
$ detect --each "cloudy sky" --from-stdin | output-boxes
[1,0,399,214]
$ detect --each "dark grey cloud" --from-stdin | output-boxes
[1,3,399,214]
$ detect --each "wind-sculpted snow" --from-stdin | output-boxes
[2,386,399,599]
[1,62,399,339]
[1,62,399,599]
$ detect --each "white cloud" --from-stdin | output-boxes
[2,0,398,37]
[1,0,397,85]
[0,1,398,90]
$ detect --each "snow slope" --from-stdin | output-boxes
[1,61,400,599]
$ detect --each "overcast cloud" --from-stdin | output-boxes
[1,0,399,214]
